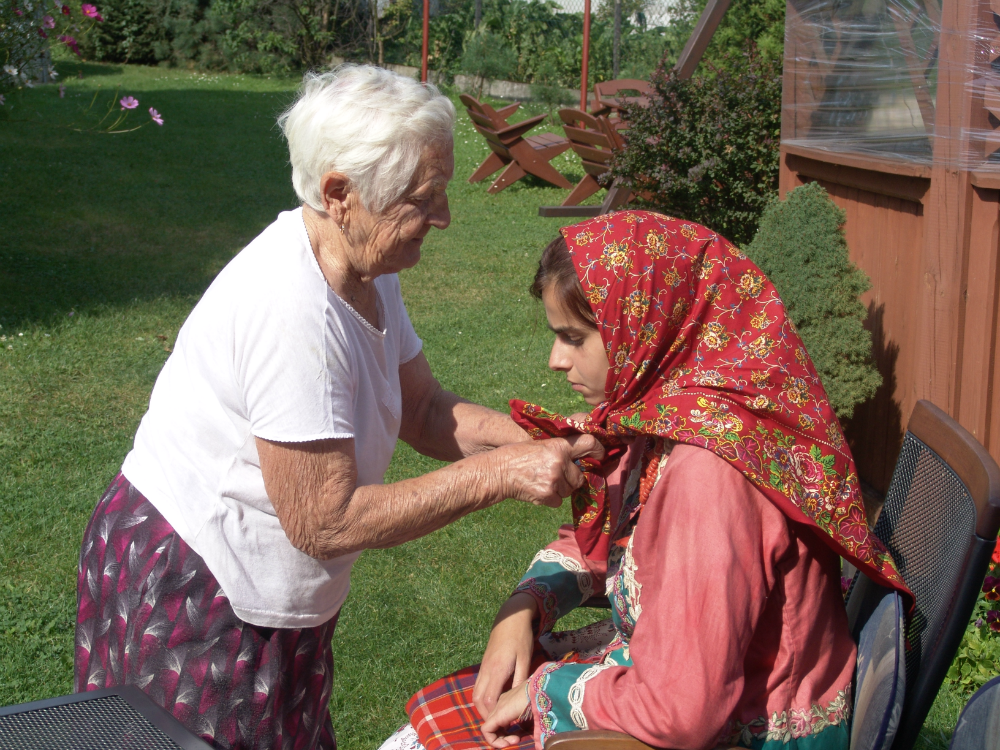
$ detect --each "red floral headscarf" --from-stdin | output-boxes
[512,210,910,600]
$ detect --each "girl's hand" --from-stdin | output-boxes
[472,593,537,717]
[481,683,531,748]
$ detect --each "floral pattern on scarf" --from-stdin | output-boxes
[511,210,909,601]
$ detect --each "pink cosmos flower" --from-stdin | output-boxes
[120,96,139,110]
[81,3,103,20]
[149,107,164,125]
[60,35,81,56]
[42,15,55,28]
[61,4,70,14]
[14,7,23,16]
[38,27,48,38]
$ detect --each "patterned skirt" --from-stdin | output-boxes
[75,473,339,750]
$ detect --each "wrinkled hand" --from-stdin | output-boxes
[481,683,531,749]
[497,434,604,508]
[473,593,537,718]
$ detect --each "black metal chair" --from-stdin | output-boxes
[0,685,213,750]
[949,675,1000,750]
[845,399,1000,750]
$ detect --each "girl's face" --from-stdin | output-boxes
[542,284,610,406]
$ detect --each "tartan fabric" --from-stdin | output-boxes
[75,472,339,750]
[406,666,533,750]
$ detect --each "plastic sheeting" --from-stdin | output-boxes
[783,0,1000,169]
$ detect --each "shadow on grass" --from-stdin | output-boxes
[0,86,299,327]
[54,60,125,78]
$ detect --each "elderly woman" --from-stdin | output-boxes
[73,65,598,750]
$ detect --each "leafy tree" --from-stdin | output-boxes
[745,182,881,419]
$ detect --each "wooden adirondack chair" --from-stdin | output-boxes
[557,108,624,207]
[460,94,572,194]
[590,79,654,121]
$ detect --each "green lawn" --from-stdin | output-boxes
[0,62,978,749]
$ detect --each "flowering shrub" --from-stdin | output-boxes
[946,546,1000,692]
[609,43,782,247]
[1,1,164,130]
[1,0,101,98]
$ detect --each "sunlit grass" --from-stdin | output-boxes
[0,61,975,749]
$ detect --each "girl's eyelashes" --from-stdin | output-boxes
[558,333,584,347]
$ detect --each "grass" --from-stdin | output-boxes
[0,61,986,749]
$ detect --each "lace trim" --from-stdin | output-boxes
[567,658,621,730]
[526,549,595,602]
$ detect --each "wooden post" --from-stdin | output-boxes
[914,0,981,419]
[581,0,591,110]
[421,0,429,83]
[674,0,732,80]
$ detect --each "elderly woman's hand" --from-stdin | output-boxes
[496,434,603,508]
[258,433,603,560]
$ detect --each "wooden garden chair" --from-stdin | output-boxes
[459,94,572,194]
[556,109,624,207]
[542,400,1000,750]
[590,79,654,121]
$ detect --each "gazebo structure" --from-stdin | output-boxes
[780,0,1000,493]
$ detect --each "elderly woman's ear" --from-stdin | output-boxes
[318,171,352,226]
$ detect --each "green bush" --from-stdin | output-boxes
[459,30,516,97]
[610,43,781,246]
[744,183,881,419]
[79,0,167,64]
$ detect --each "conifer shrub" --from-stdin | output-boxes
[745,182,881,419]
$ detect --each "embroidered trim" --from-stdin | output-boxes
[615,532,642,648]
[514,578,560,632]
[724,687,852,746]
[527,549,595,601]
[532,661,565,746]
[567,661,619,730]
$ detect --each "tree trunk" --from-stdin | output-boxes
[613,0,621,79]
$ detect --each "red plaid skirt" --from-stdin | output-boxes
[406,664,536,750]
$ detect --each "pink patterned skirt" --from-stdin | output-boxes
[74,473,339,750]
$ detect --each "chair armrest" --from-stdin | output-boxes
[496,113,548,141]
[544,730,656,750]
[495,101,521,120]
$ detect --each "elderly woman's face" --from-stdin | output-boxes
[355,140,454,274]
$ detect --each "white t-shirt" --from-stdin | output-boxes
[122,207,422,629]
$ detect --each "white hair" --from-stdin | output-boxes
[278,65,456,214]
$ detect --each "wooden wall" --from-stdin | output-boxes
[780,147,1000,494]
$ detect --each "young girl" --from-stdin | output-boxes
[384,211,909,750]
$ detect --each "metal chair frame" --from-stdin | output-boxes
[0,685,214,750]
